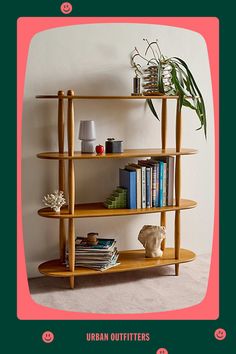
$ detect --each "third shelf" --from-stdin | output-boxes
[38,199,197,219]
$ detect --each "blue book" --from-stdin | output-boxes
[119,169,137,209]
[146,167,151,208]
[159,161,164,207]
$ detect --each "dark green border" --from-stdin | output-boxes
[3,1,234,353]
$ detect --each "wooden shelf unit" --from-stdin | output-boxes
[36,90,197,289]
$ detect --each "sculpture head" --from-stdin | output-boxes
[138,225,166,258]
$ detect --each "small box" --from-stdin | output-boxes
[105,138,123,153]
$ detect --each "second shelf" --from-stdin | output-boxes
[37,148,197,160]
[38,199,197,219]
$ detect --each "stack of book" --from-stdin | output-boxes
[65,237,120,271]
[119,157,175,209]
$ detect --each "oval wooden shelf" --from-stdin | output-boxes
[36,95,180,100]
[38,199,197,219]
[38,248,196,277]
[37,148,197,160]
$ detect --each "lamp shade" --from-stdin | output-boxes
[79,120,96,140]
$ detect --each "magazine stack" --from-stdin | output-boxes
[65,237,119,271]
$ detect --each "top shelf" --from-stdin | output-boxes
[36,95,180,100]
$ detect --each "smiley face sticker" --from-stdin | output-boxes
[60,2,73,15]
[156,348,168,354]
[214,328,226,341]
[42,331,54,344]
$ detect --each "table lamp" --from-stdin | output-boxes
[79,120,96,153]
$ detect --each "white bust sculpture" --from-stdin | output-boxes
[138,225,166,258]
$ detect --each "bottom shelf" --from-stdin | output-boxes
[38,248,196,277]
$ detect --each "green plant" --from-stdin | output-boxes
[131,39,207,137]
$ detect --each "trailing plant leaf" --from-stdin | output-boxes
[182,98,196,110]
[146,99,159,120]
[173,57,207,137]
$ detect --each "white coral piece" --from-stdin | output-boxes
[42,190,66,212]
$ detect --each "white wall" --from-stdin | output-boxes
[22,23,214,278]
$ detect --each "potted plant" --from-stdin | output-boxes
[131,39,207,137]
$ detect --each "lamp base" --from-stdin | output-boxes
[81,140,95,153]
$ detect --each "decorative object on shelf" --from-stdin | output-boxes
[65,236,119,271]
[104,187,127,208]
[86,232,99,245]
[131,71,142,96]
[42,190,66,213]
[79,120,96,153]
[142,65,160,96]
[105,138,123,153]
[138,225,166,258]
[131,39,207,137]
[95,144,104,155]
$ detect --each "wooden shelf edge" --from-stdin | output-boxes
[37,148,198,160]
[38,248,196,277]
[38,199,197,219]
[36,95,180,100]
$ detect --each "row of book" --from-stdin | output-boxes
[65,237,120,271]
[119,157,175,209]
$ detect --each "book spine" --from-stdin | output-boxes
[146,167,151,208]
[141,166,146,208]
[129,171,137,209]
[152,164,157,207]
[162,162,167,207]
[167,157,175,206]
[166,158,169,206]
[156,163,160,207]
[150,166,153,207]
[159,162,164,207]
[136,168,141,209]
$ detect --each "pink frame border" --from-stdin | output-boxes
[17,17,219,320]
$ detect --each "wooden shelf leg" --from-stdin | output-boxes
[58,90,66,262]
[67,89,75,215]
[59,220,66,262]
[70,276,75,289]
[160,212,166,251]
[161,98,167,151]
[174,210,181,276]
[67,90,75,288]
[68,219,75,289]
[175,100,182,276]
[161,98,167,251]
